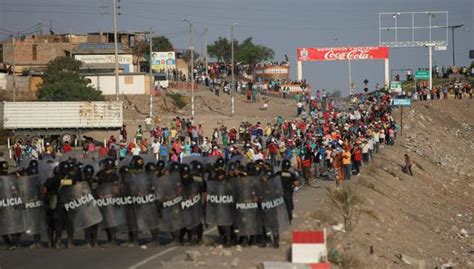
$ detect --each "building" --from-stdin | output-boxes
[0,31,146,75]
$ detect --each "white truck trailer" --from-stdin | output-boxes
[0,101,123,145]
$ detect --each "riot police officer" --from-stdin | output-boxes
[0,161,22,250]
[54,160,78,248]
[123,156,145,246]
[275,159,300,224]
[96,158,121,246]
[190,160,205,244]
[83,164,98,247]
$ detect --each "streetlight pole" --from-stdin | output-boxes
[148,30,153,118]
[183,19,194,117]
[425,43,435,90]
[204,27,208,79]
[230,23,236,116]
[448,24,464,66]
[393,12,400,44]
[112,0,119,101]
[12,36,16,102]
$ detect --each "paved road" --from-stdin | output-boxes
[0,230,210,269]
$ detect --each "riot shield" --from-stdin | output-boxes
[59,181,102,231]
[205,180,235,226]
[95,182,126,229]
[124,172,160,231]
[233,176,263,236]
[259,176,290,234]
[140,154,156,166]
[17,175,45,235]
[153,172,184,232]
[0,175,25,235]
[229,155,248,165]
[119,156,134,168]
[58,151,82,162]
[181,155,205,165]
[38,159,58,184]
[181,180,203,229]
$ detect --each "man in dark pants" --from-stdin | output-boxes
[48,161,76,248]
[275,159,300,224]
[83,164,99,247]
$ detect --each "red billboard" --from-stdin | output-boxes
[297,46,389,61]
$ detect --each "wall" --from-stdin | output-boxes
[85,73,149,95]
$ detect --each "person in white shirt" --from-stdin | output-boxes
[131,144,141,156]
[252,147,264,162]
[151,139,160,160]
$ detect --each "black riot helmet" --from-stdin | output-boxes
[119,165,129,176]
[245,162,256,176]
[145,162,157,173]
[227,162,237,173]
[168,162,180,173]
[281,159,291,170]
[180,164,191,178]
[102,157,115,170]
[0,161,9,175]
[132,156,145,170]
[156,160,166,171]
[29,159,39,168]
[59,161,71,175]
[215,157,225,168]
[190,160,203,174]
[83,165,95,179]
[26,165,38,176]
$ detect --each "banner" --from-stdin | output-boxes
[151,51,176,72]
[297,47,389,61]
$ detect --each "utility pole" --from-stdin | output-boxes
[149,30,153,117]
[112,0,119,101]
[230,23,236,116]
[448,24,464,66]
[183,19,194,117]
[12,36,16,102]
[204,27,208,79]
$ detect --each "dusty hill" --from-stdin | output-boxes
[108,86,297,138]
[301,99,474,268]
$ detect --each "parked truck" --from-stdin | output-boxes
[0,101,123,145]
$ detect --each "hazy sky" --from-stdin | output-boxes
[1,0,473,94]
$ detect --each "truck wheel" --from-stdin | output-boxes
[61,133,73,144]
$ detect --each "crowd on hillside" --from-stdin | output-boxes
[12,87,400,186]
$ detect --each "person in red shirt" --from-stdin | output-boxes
[98,145,108,158]
[63,141,73,153]
[352,143,362,176]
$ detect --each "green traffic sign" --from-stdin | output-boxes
[415,70,430,79]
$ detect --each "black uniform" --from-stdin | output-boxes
[275,160,299,224]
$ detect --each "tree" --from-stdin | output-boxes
[37,57,105,101]
[207,37,234,64]
[134,36,174,59]
[235,37,274,67]
[207,36,274,69]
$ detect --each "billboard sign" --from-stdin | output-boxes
[390,81,402,93]
[151,51,176,72]
[297,46,389,61]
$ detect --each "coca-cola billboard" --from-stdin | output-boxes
[297,46,389,61]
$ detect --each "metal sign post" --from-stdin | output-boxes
[391,98,412,136]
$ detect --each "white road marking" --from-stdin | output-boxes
[128,227,217,269]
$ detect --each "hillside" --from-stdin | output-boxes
[314,99,474,268]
